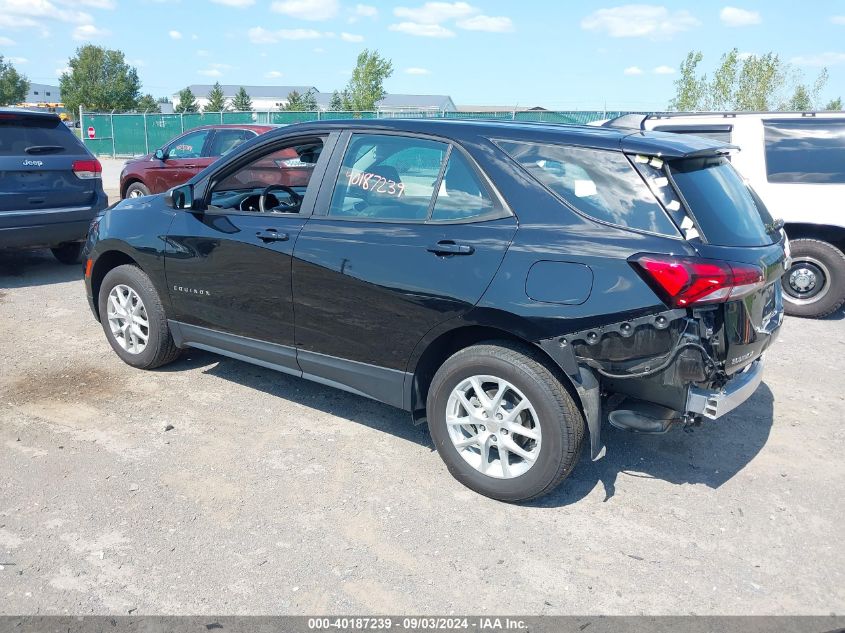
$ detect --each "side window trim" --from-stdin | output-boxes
[201,129,218,158]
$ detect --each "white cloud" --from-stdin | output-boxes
[737,51,753,60]
[67,0,115,8]
[265,70,283,78]
[405,67,431,75]
[196,49,210,56]
[719,7,761,27]
[211,0,254,5]
[198,68,223,77]
[653,65,675,74]
[790,52,845,67]
[0,0,93,23]
[313,46,325,53]
[73,23,109,39]
[389,21,454,37]
[0,36,16,45]
[624,66,644,75]
[247,26,324,43]
[354,3,377,17]
[394,2,475,23]
[7,56,28,63]
[55,65,71,76]
[341,31,364,42]
[831,16,845,25]
[271,0,338,20]
[169,29,182,39]
[581,5,699,38]
[457,14,512,32]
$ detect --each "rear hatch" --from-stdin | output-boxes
[0,111,101,221]
[629,148,786,375]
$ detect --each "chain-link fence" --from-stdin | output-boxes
[80,109,642,157]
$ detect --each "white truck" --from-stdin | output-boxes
[604,112,845,318]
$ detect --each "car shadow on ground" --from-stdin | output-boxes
[0,249,82,289]
[162,350,775,507]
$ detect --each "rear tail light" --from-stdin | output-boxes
[72,159,102,179]
[630,254,765,308]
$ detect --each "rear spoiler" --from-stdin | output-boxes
[604,114,739,158]
[601,114,648,130]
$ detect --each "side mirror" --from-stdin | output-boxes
[164,184,195,211]
[154,148,166,161]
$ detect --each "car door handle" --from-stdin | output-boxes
[427,240,475,256]
[256,229,289,243]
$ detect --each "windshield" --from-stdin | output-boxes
[669,157,776,247]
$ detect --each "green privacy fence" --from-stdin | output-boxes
[80,109,640,157]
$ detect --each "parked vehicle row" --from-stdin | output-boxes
[0,108,107,263]
[604,112,845,319]
[83,119,787,501]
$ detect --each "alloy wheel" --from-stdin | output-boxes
[445,375,542,479]
[783,256,831,305]
[107,284,149,354]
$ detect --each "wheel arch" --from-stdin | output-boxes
[407,324,584,427]
[120,177,146,199]
[90,249,141,320]
[783,223,845,253]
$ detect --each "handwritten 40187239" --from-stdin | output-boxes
[345,169,406,197]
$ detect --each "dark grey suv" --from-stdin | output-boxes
[0,108,108,263]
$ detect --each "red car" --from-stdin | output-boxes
[119,124,275,199]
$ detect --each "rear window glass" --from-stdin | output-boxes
[669,157,776,247]
[764,119,845,184]
[0,115,85,156]
[497,140,678,236]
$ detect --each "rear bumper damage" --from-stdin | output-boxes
[537,306,776,461]
[686,357,765,420]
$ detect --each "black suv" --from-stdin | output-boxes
[0,108,107,263]
[83,119,786,501]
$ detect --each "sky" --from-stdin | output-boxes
[1,0,844,109]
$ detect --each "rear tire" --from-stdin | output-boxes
[427,341,584,502]
[783,239,845,318]
[125,182,151,199]
[98,264,180,369]
[50,242,83,265]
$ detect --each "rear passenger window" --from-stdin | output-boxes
[330,134,447,221]
[496,140,679,236]
[430,151,495,222]
[763,118,845,184]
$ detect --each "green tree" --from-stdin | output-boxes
[231,86,252,111]
[59,45,141,114]
[669,48,830,111]
[284,88,317,111]
[669,51,707,111]
[0,56,29,106]
[204,81,227,112]
[175,87,198,113]
[343,49,393,111]
[328,90,345,111]
[137,94,161,113]
[824,97,843,111]
[157,96,171,105]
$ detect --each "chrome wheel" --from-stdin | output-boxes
[128,189,145,198]
[106,284,149,354]
[445,375,541,479]
[783,256,830,305]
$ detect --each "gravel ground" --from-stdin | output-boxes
[0,249,843,615]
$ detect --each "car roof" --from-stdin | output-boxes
[186,123,279,132]
[0,107,61,121]
[270,117,729,158]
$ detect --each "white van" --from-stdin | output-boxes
[603,112,845,318]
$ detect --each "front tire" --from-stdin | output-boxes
[427,341,584,502]
[98,264,180,369]
[782,239,845,318]
[50,242,83,264]
[125,181,151,199]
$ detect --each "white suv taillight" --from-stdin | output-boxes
[72,159,102,179]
